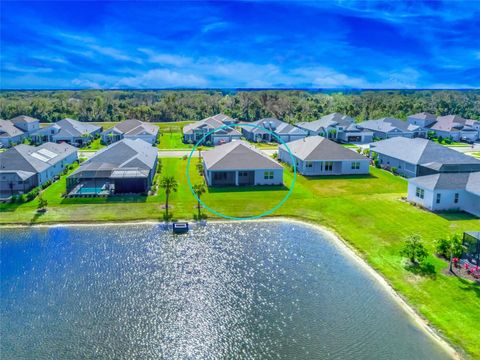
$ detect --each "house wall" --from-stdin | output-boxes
[337,131,373,143]
[125,134,157,145]
[433,130,461,141]
[375,153,418,177]
[407,117,436,128]
[14,121,40,133]
[0,134,24,147]
[253,169,283,185]
[211,134,241,145]
[0,173,37,194]
[276,134,307,143]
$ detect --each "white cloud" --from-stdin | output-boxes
[114,69,208,88]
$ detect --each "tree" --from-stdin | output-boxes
[160,176,178,219]
[37,194,48,211]
[400,234,428,265]
[192,183,206,220]
[435,234,464,272]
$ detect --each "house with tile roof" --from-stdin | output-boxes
[31,118,102,147]
[0,142,77,199]
[297,113,373,143]
[357,117,426,139]
[101,119,159,145]
[408,172,480,217]
[202,140,283,186]
[278,136,370,176]
[241,118,307,143]
[369,137,480,178]
[183,116,241,146]
[66,139,158,196]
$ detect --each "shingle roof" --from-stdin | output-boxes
[358,118,421,133]
[203,140,282,171]
[209,113,236,124]
[183,117,241,136]
[70,139,157,177]
[0,120,24,138]
[107,119,159,136]
[409,112,437,120]
[0,142,77,174]
[10,115,40,124]
[298,113,355,133]
[280,136,368,161]
[430,115,478,132]
[370,137,480,166]
[54,118,101,137]
[275,122,308,136]
[410,172,480,196]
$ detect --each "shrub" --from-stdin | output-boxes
[400,234,428,265]
[391,167,398,175]
[182,155,188,160]
[435,234,463,259]
[374,159,381,168]
[272,152,278,159]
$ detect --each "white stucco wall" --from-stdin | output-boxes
[253,168,283,185]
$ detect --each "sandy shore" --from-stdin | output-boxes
[1,217,462,359]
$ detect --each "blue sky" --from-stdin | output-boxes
[1,1,479,89]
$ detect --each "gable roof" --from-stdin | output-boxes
[209,113,236,124]
[54,118,101,137]
[358,118,421,133]
[408,112,437,120]
[280,136,368,161]
[10,115,39,124]
[203,140,282,171]
[410,172,480,196]
[298,113,355,133]
[0,142,77,175]
[183,117,241,136]
[370,137,480,167]
[70,139,157,176]
[107,119,159,136]
[430,115,478,132]
[274,122,308,136]
[0,120,24,138]
[243,118,285,134]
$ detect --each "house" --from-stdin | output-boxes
[370,137,480,178]
[429,115,479,142]
[0,142,78,199]
[101,119,159,145]
[208,113,237,126]
[278,136,370,176]
[408,172,480,217]
[183,116,241,146]
[32,118,102,147]
[66,139,158,196]
[297,113,373,143]
[0,119,25,147]
[407,112,438,128]
[241,118,307,143]
[202,140,283,186]
[357,117,426,139]
[9,115,40,133]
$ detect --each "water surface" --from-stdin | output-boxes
[1,222,451,359]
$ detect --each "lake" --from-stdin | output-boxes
[0,221,452,359]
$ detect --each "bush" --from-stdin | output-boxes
[391,167,398,174]
[374,159,381,168]
[400,234,428,265]
[435,234,463,259]
[182,155,188,160]
[272,152,278,159]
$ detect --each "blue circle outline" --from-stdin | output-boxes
[186,123,297,220]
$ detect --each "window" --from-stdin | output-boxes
[325,161,333,171]
[415,187,424,199]
[436,193,441,204]
[306,162,313,168]
[264,171,274,180]
[239,171,248,177]
[351,162,360,170]
[454,193,459,203]
[213,172,227,181]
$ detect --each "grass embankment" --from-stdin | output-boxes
[1,160,479,358]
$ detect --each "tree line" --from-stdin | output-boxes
[1,89,479,123]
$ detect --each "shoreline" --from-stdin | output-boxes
[0,216,462,359]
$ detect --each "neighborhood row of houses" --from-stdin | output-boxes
[1,116,160,148]
[182,112,480,146]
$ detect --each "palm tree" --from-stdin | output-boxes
[160,176,178,219]
[192,183,206,220]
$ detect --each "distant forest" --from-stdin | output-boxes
[1,90,479,123]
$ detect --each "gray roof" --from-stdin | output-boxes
[430,115,478,133]
[0,120,24,138]
[298,113,354,132]
[105,119,159,136]
[408,112,437,120]
[203,140,282,171]
[209,113,236,124]
[243,118,284,134]
[69,139,157,178]
[10,115,40,124]
[0,142,77,176]
[410,172,480,196]
[183,117,241,136]
[280,136,368,161]
[358,117,422,133]
[370,137,480,167]
[274,122,308,136]
[54,118,101,137]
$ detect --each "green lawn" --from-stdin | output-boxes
[1,162,479,358]
[81,137,105,151]
[467,151,480,159]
